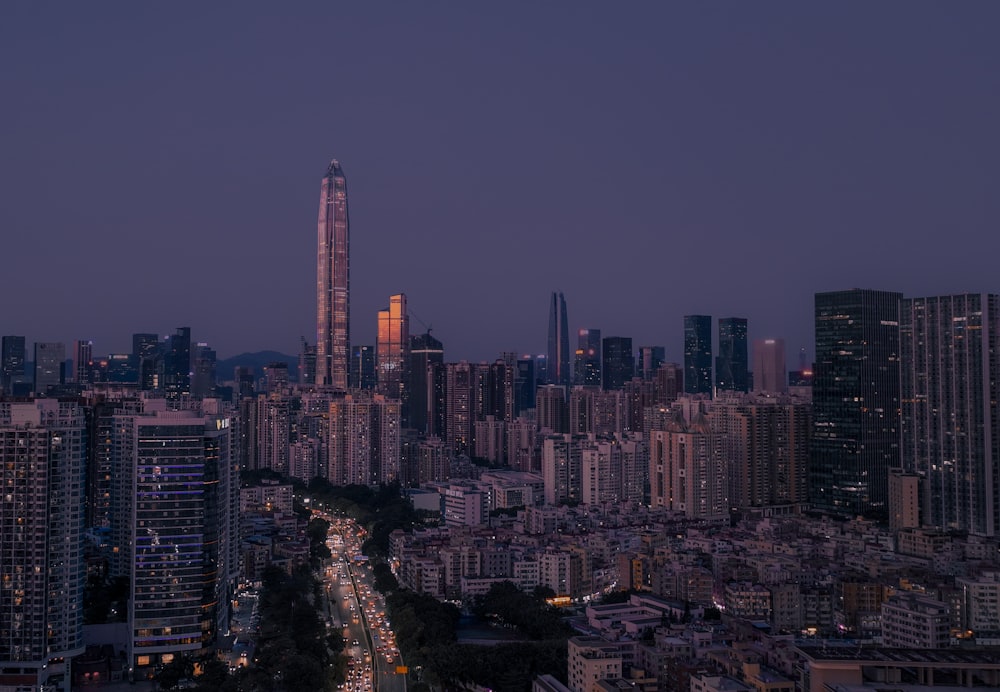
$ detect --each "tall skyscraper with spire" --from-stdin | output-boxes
[316,159,350,389]
[547,291,570,387]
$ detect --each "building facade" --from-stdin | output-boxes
[900,293,1000,536]
[316,159,351,389]
[811,289,902,516]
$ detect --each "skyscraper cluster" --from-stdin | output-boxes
[6,157,1000,689]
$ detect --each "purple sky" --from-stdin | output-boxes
[2,2,999,364]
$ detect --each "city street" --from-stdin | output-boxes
[322,516,406,692]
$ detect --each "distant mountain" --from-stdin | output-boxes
[216,351,298,382]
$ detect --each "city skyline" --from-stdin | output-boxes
[3,3,1000,363]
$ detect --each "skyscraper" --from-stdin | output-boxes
[73,339,94,385]
[0,335,25,393]
[683,315,712,395]
[901,293,1000,536]
[547,292,570,387]
[716,317,748,393]
[409,331,444,435]
[574,328,602,386]
[112,408,236,675]
[752,338,787,394]
[33,341,65,394]
[350,345,376,390]
[132,332,161,390]
[811,289,902,517]
[637,346,665,381]
[601,336,634,391]
[377,293,410,418]
[163,327,191,397]
[316,159,350,389]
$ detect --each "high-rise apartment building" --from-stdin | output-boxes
[409,332,444,435]
[683,315,712,395]
[649,415,726,520]
[574,329,602,387]
[377,293,410,418]
[716,317,748,393]
[1,335,26,393]
[601,336,634,391]
[752,338,787,394]
[900,293,1000,536]
[0,400,86,692]
[444,362,474,456]
[811,289,902,516]
[33,341,65,394]
[327,393,400,485]
[316,159,350,389]
[547,292,570,387]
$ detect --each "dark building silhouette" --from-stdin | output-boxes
[515,356,536,415]
[547,292,570,386]
[716,317,748,393]
[574,328,602,386]
[132,333,161,390]
[1,335,25,393]
[164,327,191,398]
[683,315,712,395]
[811,289,901,517]
[409,331,444,435]
[350,345,376,390]
[638,345,665,381]
[601,336,634,391]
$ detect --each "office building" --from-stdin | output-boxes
[409,331,444,435]
[716,317,748,393]
[132,333,161,390]
[0,400,86,692]
[73,339,94,385]
[1,335,26,393]
[191,342,217,398]
[377,293,410,419]
[900,293,1000,536]
[683,315,712,395]
[33,341,65,394]
[601,336,634,391]
[111,408,237,676]
[350,345,376,391]
[752,338,787,394]
[163,327,191,398]
[547,292,570,387]
[811,289,902,516]
[574,329,602,387]
[298,337,316,385]
[515,356,536,415]
[316,159,351,389]
[638,345,665,381]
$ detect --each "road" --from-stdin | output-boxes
[322,516,407,692]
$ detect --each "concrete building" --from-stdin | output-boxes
[0,400,86,692]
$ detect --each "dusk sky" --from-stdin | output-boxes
[3,2,999,364]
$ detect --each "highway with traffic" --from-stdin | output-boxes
[321,516,407,692]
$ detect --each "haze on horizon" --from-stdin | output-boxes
[2,2,999,363]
